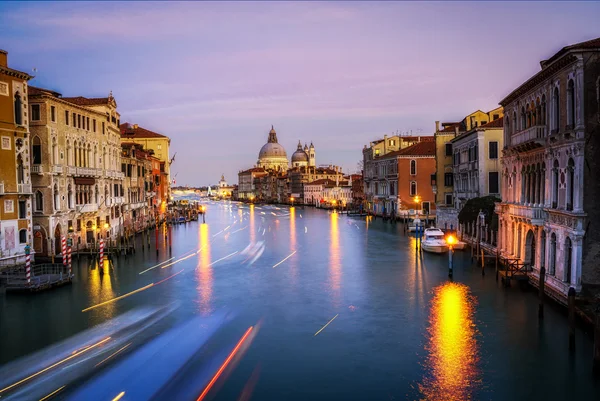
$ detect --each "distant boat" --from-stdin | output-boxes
[407,218,421,232]
[421,228,448,254]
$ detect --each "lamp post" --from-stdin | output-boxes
[446,233,456,277]
[414,195,421,217]
[290,196,294,207]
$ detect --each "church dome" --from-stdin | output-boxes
[259,142,287,160]
[257,126,288,169]
[291,140,309,162]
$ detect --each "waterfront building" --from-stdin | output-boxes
[288,165,343,204]
[363,135,432,216]
[120,123,172,203]
[434,107,503,228]
[217,175,235,198]
[0,50,33,264]
[237,167,268,200]
[120,143,153,235]
[444,117,504,228]
[495,37,600,302]
[349,173,365,208]
[27,85,124,256]
[303,178,350,207]
[363,136,434,216]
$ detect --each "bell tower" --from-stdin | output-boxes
[309,142,315,167]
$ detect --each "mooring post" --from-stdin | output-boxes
[594,306,600,375]
[538,266,545,319]
[495,248,499,282]
[481,248,485,276]
[568,287,576,351]
[155,226,159,257]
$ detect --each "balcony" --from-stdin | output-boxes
[17,183,32,194]
[0,182,4,194]
[126,201,146,210]
[52,165,63,174]
[115,171,125,179]
[508,204,546,226]
[78,203,98,213]
[66,166,77,175]
[31,165,43,174]
[510,125,547,152]
[113,196,125,204]
[146,191,156,198]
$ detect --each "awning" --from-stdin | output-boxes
[74,177,96,185]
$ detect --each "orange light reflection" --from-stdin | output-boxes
[419,282,479,400]
[197,223,213,315]
[329,212,341,307]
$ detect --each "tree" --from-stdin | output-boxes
[457,195,500,231]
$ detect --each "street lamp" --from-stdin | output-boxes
[446,234,456,277]
[290,196,294,207]
[414,195,421,215]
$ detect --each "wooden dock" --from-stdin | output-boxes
[2,264,73,293]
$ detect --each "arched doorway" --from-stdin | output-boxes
[54,224,62,256]
[525,229,536,268]
[86,220,94,245]
[33,228,47,256]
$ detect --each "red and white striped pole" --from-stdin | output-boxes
[99,238,104,268]
[25,244,31,285]
[61,236,67,266]
[67,245,72,277]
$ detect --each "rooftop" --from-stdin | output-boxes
[380,141,435,159]
[63,96,111,106]
[120,122,168,139]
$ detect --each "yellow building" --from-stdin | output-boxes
[434,107,503,228]
[120,123,172,201]
[0,50,33,264]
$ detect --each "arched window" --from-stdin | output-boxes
[410,160,416,175]
[565,237,572,283]
[549,233,557,275]
[526,104,531,128]
[32,136,42,164]
[410,181,417,196]
[16,155,24,183]
[19,229,27,244]
[567,158,574,211]
[93,146,98,168]
[53,184,59,210]
[68,184,73,209]
[35,190,43,212]
[541,95,547,125]
[14,92,22,125]
[512,111,517,135]
[541,162,546,205]
[552,87,560,131]
[520,107,526,130]
[95,185,99,204]
[567,79,575,127]
[66,140,71,166]
[552,159,559,208]
[540,230,546,269]
[52,137,57,165]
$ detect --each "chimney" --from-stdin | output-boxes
[0,50,7,68]
[133,124,139,129]
[435,121,440,132]
[454,126,459,137]
[384,134,388,154]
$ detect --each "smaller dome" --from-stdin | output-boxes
[292,140,309,162]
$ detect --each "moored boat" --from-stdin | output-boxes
[421,228,448,254]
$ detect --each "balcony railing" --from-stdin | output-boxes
[126,201,146,210]
[52,165,63,174]
[509,204,546,226]
[31,165,43,174]
[78,203,98,213]
[17,183,32,194]
[113,196,125,204]
[511,125,547,147]
[66,166,77,175]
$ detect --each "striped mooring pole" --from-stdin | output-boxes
[61,236,67,267]
[99,238,104,268]
[25,244,31,285]
[67,244,72,277]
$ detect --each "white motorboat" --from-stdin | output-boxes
[407,218,421,233]
[421,228,449,254]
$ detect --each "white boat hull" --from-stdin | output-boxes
[422,243,449,254]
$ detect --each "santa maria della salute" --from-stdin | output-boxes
[256,125,315,171]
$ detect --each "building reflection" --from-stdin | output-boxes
[196,223,212,315]
[420,282,479,400]
[329,212,341,306]
[289,207,297,283]
[88,263,115,319]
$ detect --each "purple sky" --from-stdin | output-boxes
[2,1,599,186]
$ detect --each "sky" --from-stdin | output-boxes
[1,1,599,186]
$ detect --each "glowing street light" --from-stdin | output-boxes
[446,234,456,277]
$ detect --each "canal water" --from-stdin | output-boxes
[1,202,599,400]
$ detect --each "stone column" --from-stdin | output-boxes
[575,61,584,129]
[531,171,537,205]
[521,171,526,204]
